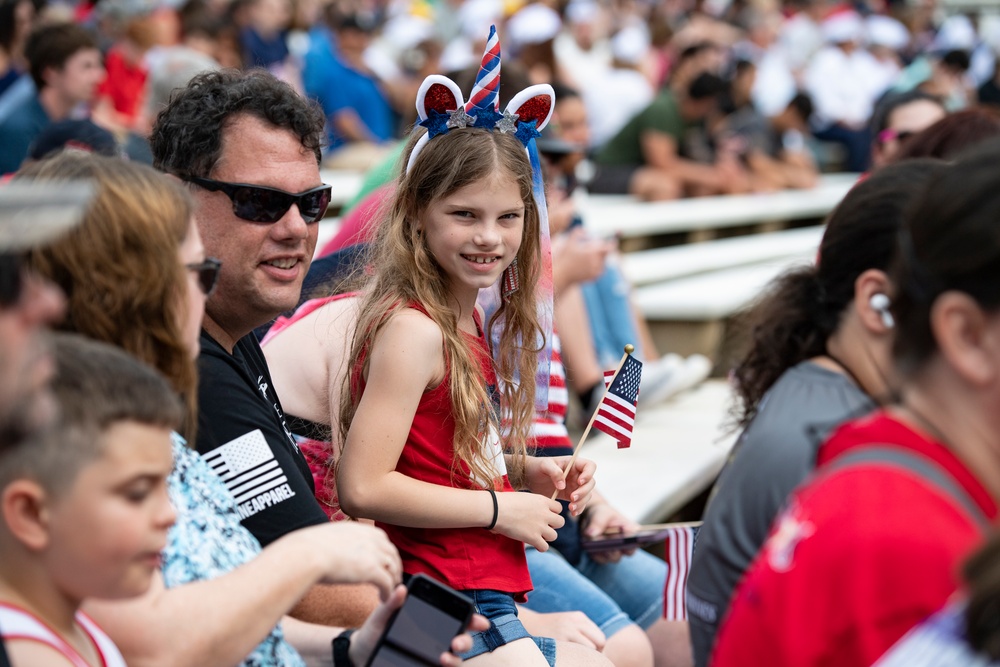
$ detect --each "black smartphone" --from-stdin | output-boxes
[581,526,677,554]
[366,574,475,667]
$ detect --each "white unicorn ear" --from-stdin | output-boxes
[504,84,555,132]
[415,75,465,121]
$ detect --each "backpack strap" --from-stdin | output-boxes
[822,445,991,533]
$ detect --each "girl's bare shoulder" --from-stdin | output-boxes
[378,307,445,355]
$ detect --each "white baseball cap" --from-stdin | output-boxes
[0,182,93,251]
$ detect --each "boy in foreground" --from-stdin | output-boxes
[0,334,178,666]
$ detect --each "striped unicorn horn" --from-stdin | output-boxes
[466,24,501,112]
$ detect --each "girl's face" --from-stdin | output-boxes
[178,219,208,360]
[47,420,176,602]
[419,173,525,307]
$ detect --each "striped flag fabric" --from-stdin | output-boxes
[466,24,501,112]
[594,354,642,448]
[663,523,701,620]
[202,429,288,506]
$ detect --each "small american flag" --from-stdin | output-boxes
[663,523,700,620]
[595,354,642,448]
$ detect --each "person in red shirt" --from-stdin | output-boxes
[711,141,1000,667]
[93,15,158,132]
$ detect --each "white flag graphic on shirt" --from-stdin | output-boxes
[202,429,288,505]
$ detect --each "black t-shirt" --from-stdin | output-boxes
[196,330,328,547]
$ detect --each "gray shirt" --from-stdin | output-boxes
[686,361,876,667]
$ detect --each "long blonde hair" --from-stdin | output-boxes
[339,127,543,489]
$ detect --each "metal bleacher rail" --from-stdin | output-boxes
[580,173,859,366]
[579,173,858,244]
[574,175,859,522]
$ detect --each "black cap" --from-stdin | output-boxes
[28,120,120,161]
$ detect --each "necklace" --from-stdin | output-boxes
[824,348,901,406]
[822,351,863,389]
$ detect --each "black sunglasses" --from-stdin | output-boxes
[186,176,332,224]
[186,257,222,296]
[0,253,24,308]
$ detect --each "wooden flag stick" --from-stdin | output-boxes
[550,344,634,501]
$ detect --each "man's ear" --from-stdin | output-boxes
[2,480,52,552]
[39,65,58,90]
[854,268,894,334]
[931,291,997,387]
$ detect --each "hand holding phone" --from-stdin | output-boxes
[581,526,676,555]
[366,574,475,667]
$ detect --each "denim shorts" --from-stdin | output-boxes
[524,545,667,632]
[459,588,557,665]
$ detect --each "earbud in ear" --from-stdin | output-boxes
[869,293,895,329]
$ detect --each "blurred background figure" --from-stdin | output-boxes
[0,22,104,175]
[0,0,38,97]
[869,91,947,168]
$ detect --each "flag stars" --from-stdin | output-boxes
[611,357,642,404]
[514,119,542,145]
[446,107,477,130]
[495,110,520,134]
[419,109,451,138]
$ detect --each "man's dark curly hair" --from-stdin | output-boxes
[150,68,326,179]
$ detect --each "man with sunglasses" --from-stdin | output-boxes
[150,70,356,613]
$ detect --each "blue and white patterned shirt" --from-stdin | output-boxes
[163,435,306,667]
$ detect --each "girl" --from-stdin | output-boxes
[712,144,1000,665]
[21,152,477,667]
[687,159,947,666]
[336,47,602,667]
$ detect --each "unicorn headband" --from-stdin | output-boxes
[405,25,556,411]
[405,25,556,174]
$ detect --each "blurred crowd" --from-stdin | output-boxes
[4,0,1000,192]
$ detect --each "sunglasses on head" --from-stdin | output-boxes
[878,128,915,145]
[185,176,332,224]
[186,257,222,296]
[0,253,23,308]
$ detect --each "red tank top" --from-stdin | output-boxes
[352,305,531,598]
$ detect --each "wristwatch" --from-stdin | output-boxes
[332,628,356,667]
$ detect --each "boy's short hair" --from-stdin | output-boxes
[24,22,99,90]
[0,333,182,495]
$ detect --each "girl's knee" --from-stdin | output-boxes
[467,637,551,666]
[604,624,654,667]
[554,639,615,667]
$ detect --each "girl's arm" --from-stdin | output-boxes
[83,522,401,667]
[338,310,565,551]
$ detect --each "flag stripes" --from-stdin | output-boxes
[594,355,642,448]
[663,524,700,620]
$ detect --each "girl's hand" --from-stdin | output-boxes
[523,456,597,516]
[580,501,642,564]
[494,492,565,551]
[351,585,490,666]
